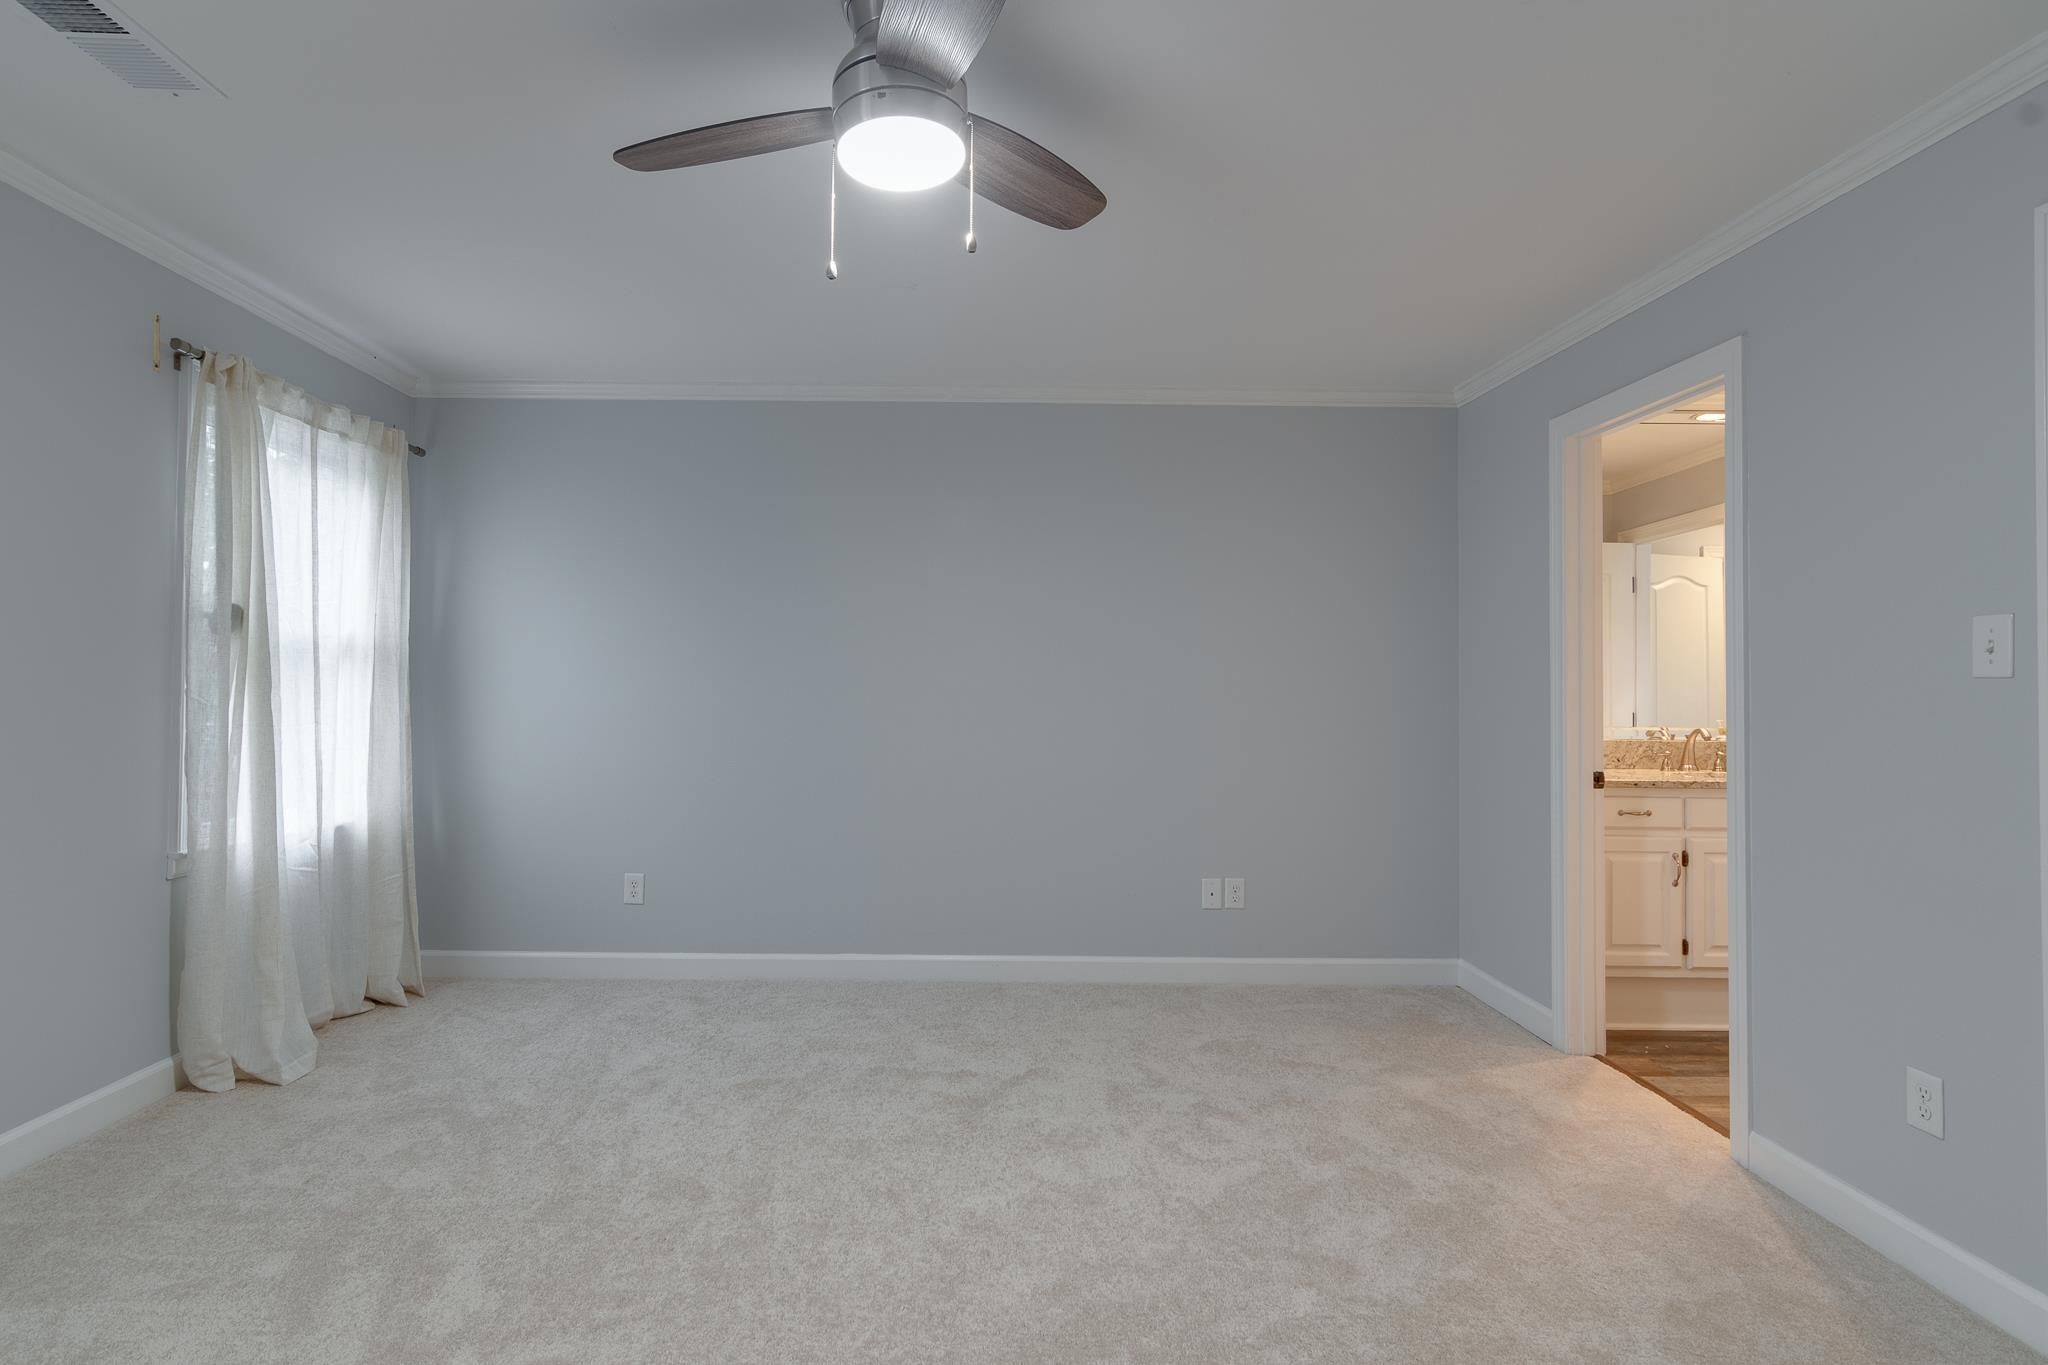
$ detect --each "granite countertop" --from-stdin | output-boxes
[1604,768,1728,790]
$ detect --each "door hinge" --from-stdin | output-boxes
[1592,770,1606,789]
[1682,936,1690,956]
[1631,575,1637,593]
[1630,709,1637,726]
[1681,848,1690,867]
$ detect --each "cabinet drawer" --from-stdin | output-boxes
[1605,796,1683,829]
[1685,797,1727,830]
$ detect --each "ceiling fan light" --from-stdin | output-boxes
[836,115,965,192]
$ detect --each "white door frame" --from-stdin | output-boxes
[1550,336,1749,1166]
[2033,203,2048,1252]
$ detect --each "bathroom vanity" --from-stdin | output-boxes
[1602,770,1728,1029]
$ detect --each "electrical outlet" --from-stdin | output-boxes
[623,873,645,906]
[1200,878,1222,909]
[1906,1067,1943,1139]
[1223,878,1245,910]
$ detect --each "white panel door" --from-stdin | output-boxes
[1646,553,1725,731]
[1605,832,1687,969]
[1685,832,1730,969]
[1602,544,1639,730]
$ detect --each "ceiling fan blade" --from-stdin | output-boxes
[614,109,834,172]
[877,0,1004,87]
[961,116,1106,230]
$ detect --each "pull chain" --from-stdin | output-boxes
[965,120,977,254]
[827,145,840,280]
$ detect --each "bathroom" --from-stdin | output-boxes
[1595,392,1730,1131]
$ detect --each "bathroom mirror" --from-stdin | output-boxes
[1602,525,1725,735]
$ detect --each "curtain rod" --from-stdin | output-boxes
[167,337,426,458]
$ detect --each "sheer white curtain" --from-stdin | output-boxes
[178,352,421,1091]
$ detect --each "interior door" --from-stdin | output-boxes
[1602,544,1639,730]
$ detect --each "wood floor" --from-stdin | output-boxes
[1598,1030,1730,1135]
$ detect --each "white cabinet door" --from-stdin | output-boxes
[1602,543,1639,730]
[1605,832,1687,969]
[1685,832,1730,970]
[1644,553,1725,732]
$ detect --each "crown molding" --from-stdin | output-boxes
[1453,28,2048,406]
[0,144,426,397]
[414,379,1455,406]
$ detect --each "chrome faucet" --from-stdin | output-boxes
[1677,727,1711,772]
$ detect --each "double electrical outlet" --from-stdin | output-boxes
[1201,878,1246,910]
[1906,1067,1943,1139]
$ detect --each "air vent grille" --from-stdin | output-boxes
[67,34,199,90]
[19,0,125,34]
[16,0,217,94]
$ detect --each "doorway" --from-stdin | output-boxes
[1549,338,1749,1163]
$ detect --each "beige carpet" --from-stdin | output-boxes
[0,980,2036,1364]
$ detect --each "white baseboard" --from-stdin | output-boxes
[1748,1135,2048,1353]
[0,1057,178,1179]
[1455,960,1556,1042]
[1603,1022,1731,1033]
[422,950,1460,986]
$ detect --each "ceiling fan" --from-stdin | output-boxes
[613,0,1106,247]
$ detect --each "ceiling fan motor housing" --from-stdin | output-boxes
[842,0,885,34]
[832,35,967,147]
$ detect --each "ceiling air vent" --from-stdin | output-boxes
[17,0,219,94]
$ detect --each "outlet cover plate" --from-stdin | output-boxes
[1223,878,1246,909]
[1906,1067,1943,1139]
[623,873,645,906]
[1200,878,1222,910]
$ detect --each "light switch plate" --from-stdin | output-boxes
[1223,878,1246,910]
[1973,613,2014,678]
[1200,878,1222,910]
[623,873,645,906]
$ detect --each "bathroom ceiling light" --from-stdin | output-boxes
[1693,411,1727,423]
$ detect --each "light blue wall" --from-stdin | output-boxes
[408,400,1458,960]
[0,180,413,1136]
[12,54,2045,1314]
[1457,86,2048,1286]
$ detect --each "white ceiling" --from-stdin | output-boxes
[2,2,2044,399]
[1601,389,1724,491]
